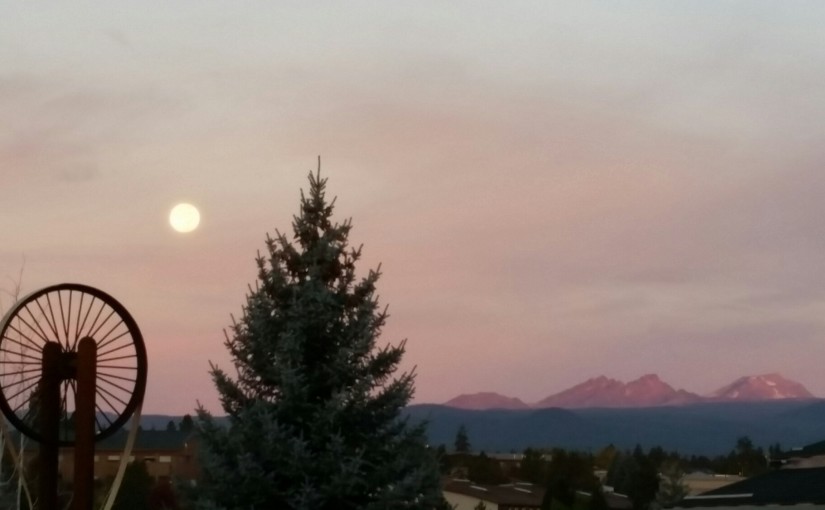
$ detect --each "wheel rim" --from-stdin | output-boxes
[0,284,147,446]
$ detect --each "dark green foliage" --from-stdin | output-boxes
[435,445,451,474]
[656,460,688,508]
[732,436,767,477]
[166,420,177,432]
[196,170,443,509]
[594,444,617,470]
[541,450,598,510]
[112,462,152,510]
[467,452,508,485]
[519,448,548,484]
[606,452,658,510]
[149,478,179,509]
[455,424,470,453]
[587,489,609,510]
[179,414,195,434]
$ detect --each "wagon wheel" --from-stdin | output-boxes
[0,284,147,446]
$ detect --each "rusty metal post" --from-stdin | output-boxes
[39,341,61,510]
[73,338,97,510]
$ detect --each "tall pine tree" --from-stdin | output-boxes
[196,168,444,509]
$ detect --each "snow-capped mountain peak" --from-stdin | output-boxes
[708,373,813,401]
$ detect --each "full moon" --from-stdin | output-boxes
[169,203,200,233]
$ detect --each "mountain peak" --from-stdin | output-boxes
[709,373,813,401]
[533,374,698,409]
[441,373,815,410]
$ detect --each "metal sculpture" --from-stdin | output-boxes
[0,284,148,510]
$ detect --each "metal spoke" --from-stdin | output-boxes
[0,359,40,365]
[98,342,134,358]
[97,384,129,407]
[1,332,42,355]
[44,294,61,344]
[97,328,130,351]
[18,404,36,423]
[6,378,41,403]
[58,290,69,347]
[97,354,137,364]
[97,375,133,394]
[94,404,110,430]
[2,372,43,391]
[1,367,41,376]
[13,398,33,414]
[87,309,117,343]
[33,296,59,341]
[73,292,86,348]
[22,304,54,345]
[10,312,50,346]
[98,371,137,383]
[96,385,127,411]
[96,318,125,343]
[81,300,106,342]
[0,348,41,362]
[3,323,44,352]
[76,295,96,346]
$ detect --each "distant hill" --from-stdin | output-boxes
[444,392,530,410]
[405,399,825,455]
[441,373,814,410]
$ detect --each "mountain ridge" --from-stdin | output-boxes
[442,373,813,410]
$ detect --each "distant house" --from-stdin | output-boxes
[680,472,745,496]
[485,452,553,473]
[41,429,199,485]
[443,479,544,509]
[770,439,825,469]
[675,467,825,508]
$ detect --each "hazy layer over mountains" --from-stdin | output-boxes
[444,373,813,410]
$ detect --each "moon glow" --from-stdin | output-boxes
[169,203,201,233]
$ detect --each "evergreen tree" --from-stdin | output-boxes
[519,448,547,484]
[656,460,688,508]
[454,425,471,453]
[196,169,443,509]
[467,452,507,485]
[179,414,195,434]
[607,452,658,510]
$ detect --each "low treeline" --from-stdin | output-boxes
[438,435,776,510]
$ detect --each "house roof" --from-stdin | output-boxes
[443,479,545,506]
[778,439,825,459]
[95,429,194,451]
[677,467,825,507]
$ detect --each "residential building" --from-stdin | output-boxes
[675,467,825,509]
[443,479,544,509]
[21,429,199,485]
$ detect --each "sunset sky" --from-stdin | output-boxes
[2,3,825,414]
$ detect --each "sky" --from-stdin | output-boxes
[2,2,825,415]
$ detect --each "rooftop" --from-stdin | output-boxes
[677,467,825,507]
[443,479,545,506]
